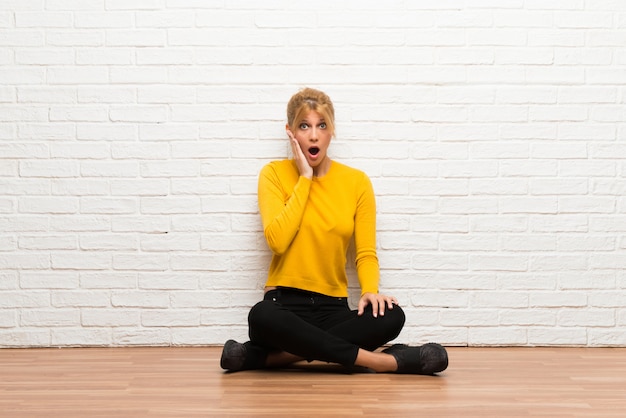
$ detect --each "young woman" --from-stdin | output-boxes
[220,88,448,374]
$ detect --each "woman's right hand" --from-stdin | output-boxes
[287,129,313,179]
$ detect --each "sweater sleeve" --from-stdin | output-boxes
[258,163,312,255]
[354,173,380,295]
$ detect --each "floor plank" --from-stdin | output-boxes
[1,346,625,417]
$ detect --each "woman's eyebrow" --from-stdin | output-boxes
[299,118,325,124]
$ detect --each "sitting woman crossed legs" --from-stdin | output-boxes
[221,87,448,375]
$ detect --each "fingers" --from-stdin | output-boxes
[357,298,366,316]
[359,293,398,318]
[287,130,313,179]
[374,298,384,318]
[287,131,300,156]
[371,295,398,318]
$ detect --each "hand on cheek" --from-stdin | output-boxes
[288,130,313,179]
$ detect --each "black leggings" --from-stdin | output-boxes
[247,287,406,368]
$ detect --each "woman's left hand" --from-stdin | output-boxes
[358,292,398,318]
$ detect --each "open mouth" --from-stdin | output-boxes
[309,147,320,156]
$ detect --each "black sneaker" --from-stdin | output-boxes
[220,339,247,371]
[383,343,448,375]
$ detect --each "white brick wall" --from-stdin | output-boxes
[1,1,626,348]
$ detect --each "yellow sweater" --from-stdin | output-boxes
[258,159,379,297]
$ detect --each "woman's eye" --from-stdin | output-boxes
[299,123,308,130]
[319,123,327,129]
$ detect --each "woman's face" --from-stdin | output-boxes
[290,110,333,170]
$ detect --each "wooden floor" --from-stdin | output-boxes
[1,346,625,417]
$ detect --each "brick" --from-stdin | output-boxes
[0,216,48,233]
[15,48,73,64]
[137,86,195,103]
[106,0,164,10]
[588,329,626,346]
[49,215,110,232]
[200,308,248,326]
[111,216,169,233]
[471,255,528,272]
[559,124,616,141]
[440,197,499,214]
[112,254,169,271]
[468,327,528,346]
[82,309,140,327]
[80,161,139,177]
[136,11,195,28]
[18,234,77,250]
[558,309,615,327]
[21,309,80,327]
[170,254,229,272]
[51,291,110,308]
[111,142,169,159]
[0,252,50,269]
[51,142,109,159]
[470,215,527,232]
[140,124,199,141]
[141,310,199,327]
[113,329,171,346]
[530,292,587,308]
[530,255,588,271]
[169,291,230,308]
[111,179,169,196]
[51,329,112,346]
[559,272,616,290]
[51,252,111,270]
[46,0,103,11]
[111,291,169,308]
[110,67,168,84]
[170,214,229,233]
[411,254,469,271]
[138,273,198,290]
[51,179,109,196]
[528,328,587,345]
[530,215,588,233]
[441,310,499,326]
[20,271,79,289]
[109,105,168,122]
[0,330,50,347]
[74,12,134,28]
[0,179,50,197]
[80,197,137,214]
[0,311,16,328]
[76,48,134,65]
[140,197,201,214]
[18,87,76,103]
[141,234,199,251]
[0,234,16,250]
[0,272,18,290]
[80,272,137,289]
[0,31,45,47]
[47,66,108,83]
[500,235,556,252]
[0,105,47,122]
[106,30,166,47]
[441,234,500,252]
[79,234,138,251]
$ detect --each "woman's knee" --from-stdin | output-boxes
[370,304,405,343]
[388,304,406,327]
[386,304,406,334]
[248,300,278,328]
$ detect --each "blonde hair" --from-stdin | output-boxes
[286,87,335,136]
